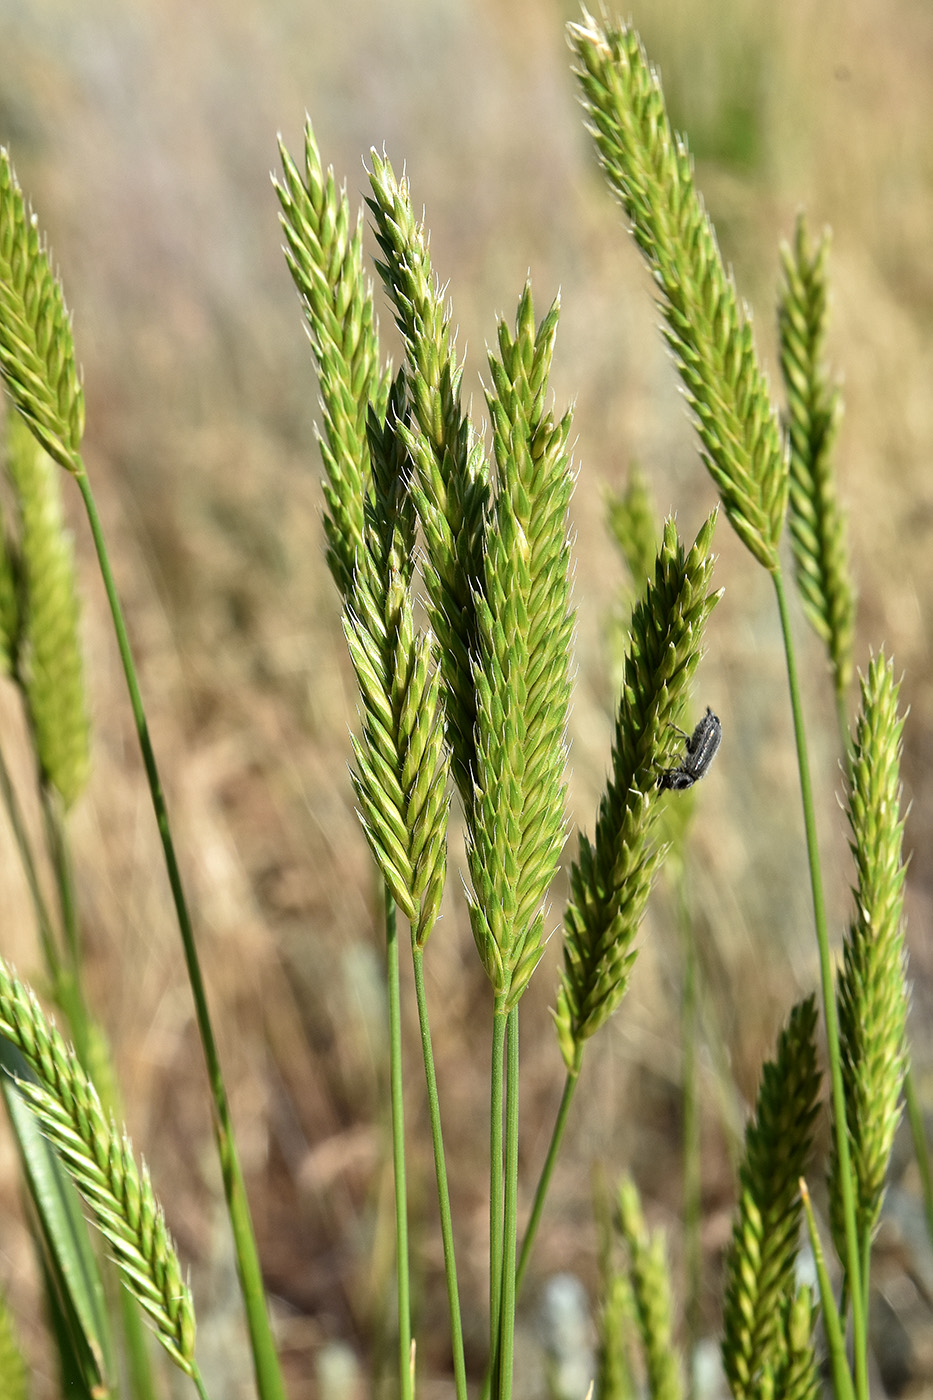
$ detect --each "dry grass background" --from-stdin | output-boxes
[1,0,933,1396]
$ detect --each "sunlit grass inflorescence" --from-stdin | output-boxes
[568,15,787,572]
[554,511,720,1071]
[3,412,90,808]
[366,153,490,812]
[722,996,821,1400]
[0,150,84,476]
[0,958,198,1377]
[465,285,575,1008]
[275,122,390,602]
[831,653,908,1254]
[778,215,854,703]
[344,371,450,946]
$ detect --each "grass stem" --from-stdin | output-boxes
[489,1009,506,1391]
[496,1005,520,1400]
[411,948,467,1400]
[74,470,286,1400]
[773,566,866,1398]
[383,888,413,1400]
[515,1072,578,1297]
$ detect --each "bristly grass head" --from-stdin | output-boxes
[555,511,720,1072]
[778,214,854,703]
[830,652,908,1257]
[721,996,821,1400]
[0,150,85,476]
[465,285,574,1009]
[344,371,450,947]
[3,412,90,808]
[568,15,787,573]
[275,123,390,602]
[366,151,490,812]
[614,1177,684,1400]
[0,959,198,1379]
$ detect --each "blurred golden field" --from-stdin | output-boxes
[2,0,933,1396]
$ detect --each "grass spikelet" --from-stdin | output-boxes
[830,652,908,1253]
[366,152,490,808]
[0,149,84,475]
[605,466,659,603]
[0,958,198,1378]
[568,15,787,572]
[464,285,574,1008]
[554,511,720,1072]
[344,371,450,945]
[778,215,854,701]
[275,123,389,601]
[615,1178,683,1400]
[5,411,90,807]
[721,996,821,1400]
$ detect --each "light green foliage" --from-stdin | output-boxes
[555,512,720,1072]
[0,151,84,476]
[4,412,90,808]
[831,653,908,1253]
[344,372,450,946]
[569,15,787,572]
[0,1292,28,1400]
[465,285,574,1008]
[615,1178,683,1400]
[779,216,854,701]
[722,997,821,1400]
[0,958,197,1378]
[275,123,390,602]
[366,153,490,810]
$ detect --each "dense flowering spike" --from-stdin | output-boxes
[568,16,787,572]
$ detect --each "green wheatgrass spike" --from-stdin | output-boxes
[274,123,389,602]
[721,996,821,1400]
[616,1178,683,1400]
[0,958,198,1377]
[5,412,90,807]
[830,653,908,1253]
[778,214,854,700]
[0,150,84,475]
[568,16,787,572]
[554,511,720,1072]
[464,285,574,1008]
[365,151,490,811]
[344,374,450,946]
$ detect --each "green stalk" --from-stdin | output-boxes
[383,887,413,1400]
[489,1009,507,1381]
[74,471,286,1400]
[677,877,701,1396]
[496,1005,520,1400]
[800,1183,855,1400]
[904,1065,933,1249]
[515,1072,578,1297]
[411,948,467,1400]
[773,567,865,1397]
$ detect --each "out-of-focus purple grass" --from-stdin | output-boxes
[1,1,932,1395]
